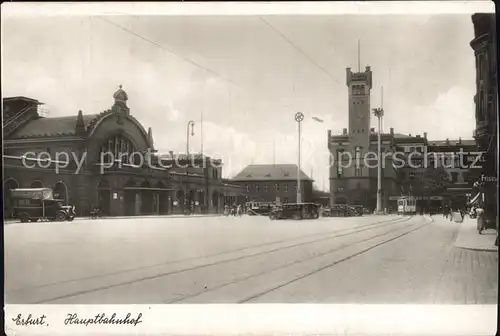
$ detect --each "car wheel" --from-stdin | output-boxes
[19,213,30,223]
[67,217,74,222]
[55,212,67,221]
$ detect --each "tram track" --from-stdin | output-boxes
[8,215,408,295]
[11,215,415,304]
[167,216,430,303]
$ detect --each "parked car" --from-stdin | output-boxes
[10,188,76,223]
[269,203,320,220]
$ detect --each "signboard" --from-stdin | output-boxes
[389,196,400,200]
[113,193,118,200]
[429,196,443,201]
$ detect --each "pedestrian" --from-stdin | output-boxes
[476,206,485,234]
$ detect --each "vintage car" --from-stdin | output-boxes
[269,203,320,220]
[323,204,362,217]
[10,188,76,223]
[246,201,274,216]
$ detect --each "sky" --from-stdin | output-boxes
[2,11,480,191]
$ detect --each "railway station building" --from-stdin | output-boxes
[3,87,246,218]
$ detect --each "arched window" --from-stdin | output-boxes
[98,134,137,165]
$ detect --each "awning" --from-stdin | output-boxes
[467,192,481,206]
[123,187,174,191]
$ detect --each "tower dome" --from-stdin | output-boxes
[113,85,128,105]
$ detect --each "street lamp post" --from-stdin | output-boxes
[186,120,195,155]
[372,107,384,213]
[295,112,304,203]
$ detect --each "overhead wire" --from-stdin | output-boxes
[259,16,342,88]
[98,16,295,113]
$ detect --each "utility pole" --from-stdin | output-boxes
[295,112,304,203]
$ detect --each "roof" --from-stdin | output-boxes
[3,96,42,104]
[427,139,476,147]
[231,164,313,182]
[9,114,99,138]
[158,153,222,163]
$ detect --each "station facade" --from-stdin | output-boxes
[3,87,246,218]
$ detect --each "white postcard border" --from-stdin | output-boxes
[4,304,498,335]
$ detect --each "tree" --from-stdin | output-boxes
[421,166,451,194]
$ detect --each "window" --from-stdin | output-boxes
[462,172,469,183]
[354,146,362,170]
[284,198,289,204]
[284,184,288,192]
[255,185,260,192]
[450,172,458,183]
[99,134,136,165]
[275,184,280,192]
[246,185,249,192]
[264,185,268,192]
[337,149,345,178]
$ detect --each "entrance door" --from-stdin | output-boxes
[124,191,136,216]
[97,181,111,216]
[135,193,141,215]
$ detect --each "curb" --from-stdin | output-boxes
[455,245,498,252]
[4,214,222,225]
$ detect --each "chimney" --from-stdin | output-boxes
[147,127,154,149]
[75,110,85,136]
[423,132,427,139]
[390,127,394,135]
[459,137,462,144]
[416,134,421,138]
[169,150,174,159]
[370,127,375,132]
[446,138,450,145]
[409,134,412,137]
[343,128,347,135]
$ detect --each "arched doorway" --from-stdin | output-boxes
[156,182,170,215]
[212,191,219,214]
[123,179,137,216]
[3,178,19,219]
[30,180,44,188]
[176,189,185,214]
[198,190,206,213]
[97,180,111,216]
[53,181,69,205]
[141,181,153,215]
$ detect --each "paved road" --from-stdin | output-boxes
[4,215,497,304]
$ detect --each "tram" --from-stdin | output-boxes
[397,196,417,215]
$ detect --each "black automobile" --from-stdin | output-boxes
[269,203,320,220]
[11,188,76,223]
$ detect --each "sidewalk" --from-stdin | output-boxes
[4,213,220,225]
[433,213,498,252]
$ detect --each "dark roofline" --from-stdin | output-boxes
[3,96,43,105]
